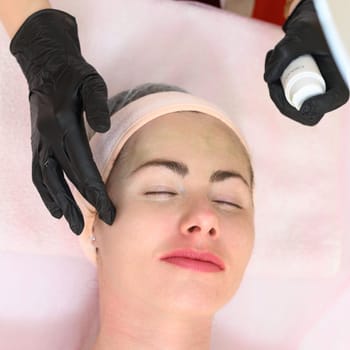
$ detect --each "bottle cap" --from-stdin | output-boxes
[283,69,326,110]
[287,74,326,110]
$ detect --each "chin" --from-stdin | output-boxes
[159,285,227,316]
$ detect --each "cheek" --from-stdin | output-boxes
[97,203,180,290]
[222,213,255,265]
[100,200,180,258]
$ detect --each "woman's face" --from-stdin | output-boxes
[93,112,254,316]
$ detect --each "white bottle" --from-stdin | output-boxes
[281,54,326,110]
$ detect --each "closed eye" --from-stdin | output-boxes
[213,200,243,209]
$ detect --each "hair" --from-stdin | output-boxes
[107,83,187,115]
[86,82,255,190]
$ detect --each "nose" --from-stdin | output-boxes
[179,198,219,238]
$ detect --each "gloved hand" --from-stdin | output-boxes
[264,0,349,126]
[10,9,116,235]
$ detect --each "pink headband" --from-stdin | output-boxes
[72,91,249,264]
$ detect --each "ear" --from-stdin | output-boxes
[78,216,98,266]
[91,224,100,255]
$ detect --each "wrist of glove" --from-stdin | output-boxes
[10,9,81,88]
[10,9,115,234]
[264,0,349,126]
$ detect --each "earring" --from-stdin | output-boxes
[90,234,96,242]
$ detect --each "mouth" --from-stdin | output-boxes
[161,256,223,272]
[160,248,225,273]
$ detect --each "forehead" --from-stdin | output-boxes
[114,111,250,179]
[134,111,244,152]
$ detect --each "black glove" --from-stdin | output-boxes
[264,0,349,126]
[10,9,116,235]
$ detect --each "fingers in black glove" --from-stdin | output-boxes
[81,70,111,132]
[34,155,84,235]
[264,0,349,125]
[30,88,115,235]
[10,9,117,235]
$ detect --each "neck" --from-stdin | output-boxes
[91,289,213,350]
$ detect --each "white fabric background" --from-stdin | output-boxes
[0,0,349,349]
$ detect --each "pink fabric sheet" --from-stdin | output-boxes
[0,0,349,349]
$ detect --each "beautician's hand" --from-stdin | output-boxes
[10,9,116,235]
[264,0,349,126]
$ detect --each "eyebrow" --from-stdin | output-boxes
[129,158,250,188]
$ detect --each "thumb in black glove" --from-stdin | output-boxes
[10,9,116,234]
[264,0,349,126]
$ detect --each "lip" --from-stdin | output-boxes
[160,248,225,270]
